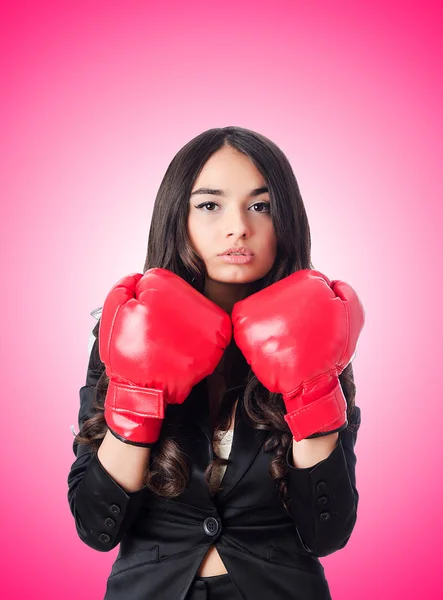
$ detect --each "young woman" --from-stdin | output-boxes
[68,126,365,600]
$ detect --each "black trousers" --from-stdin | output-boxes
[185,573,242,599]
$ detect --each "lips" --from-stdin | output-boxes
[219,246,254,256]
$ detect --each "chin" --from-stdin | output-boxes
[208,269,267,285]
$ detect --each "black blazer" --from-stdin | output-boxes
[67,336,361,600]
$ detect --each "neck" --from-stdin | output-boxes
[203,277,262,315]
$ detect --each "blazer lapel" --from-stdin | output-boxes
[195,379,269,502]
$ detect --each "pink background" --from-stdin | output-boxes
[1,0,442,598]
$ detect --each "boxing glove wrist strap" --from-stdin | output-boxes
[106,380,165,419]
[283,377,347,441]
[104,380,165,446]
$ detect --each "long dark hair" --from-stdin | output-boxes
[74,126,357,513]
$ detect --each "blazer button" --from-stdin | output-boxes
[317,495,328,506]
[320,512,331,522]
[203,517,220,537]
[316,481,327,492]
[99,533,111,543]
[105,518,116,528]
[110,504,121,514]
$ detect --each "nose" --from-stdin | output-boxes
[224,206,250,239]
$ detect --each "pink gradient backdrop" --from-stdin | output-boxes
[1,0,441,598]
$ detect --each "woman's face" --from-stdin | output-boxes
[187,145,278,289]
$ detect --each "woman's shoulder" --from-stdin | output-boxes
[90,306,103,320]
[87,306,103,357]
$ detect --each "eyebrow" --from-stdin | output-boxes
[190,186,269,198]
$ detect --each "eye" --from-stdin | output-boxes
[194,201,271,213]
[250,202,271,213]
[195,201,219,211]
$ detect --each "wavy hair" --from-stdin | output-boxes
[74,126,358,514]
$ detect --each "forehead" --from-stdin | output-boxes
[194,147,265,188]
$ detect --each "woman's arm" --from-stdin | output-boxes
[285,404,361,557]
[67,336,150,552]
[98,430,151,492]
[291,431,339,468]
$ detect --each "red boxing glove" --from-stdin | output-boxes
[99,268,232,446]
[232,269,365,441]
